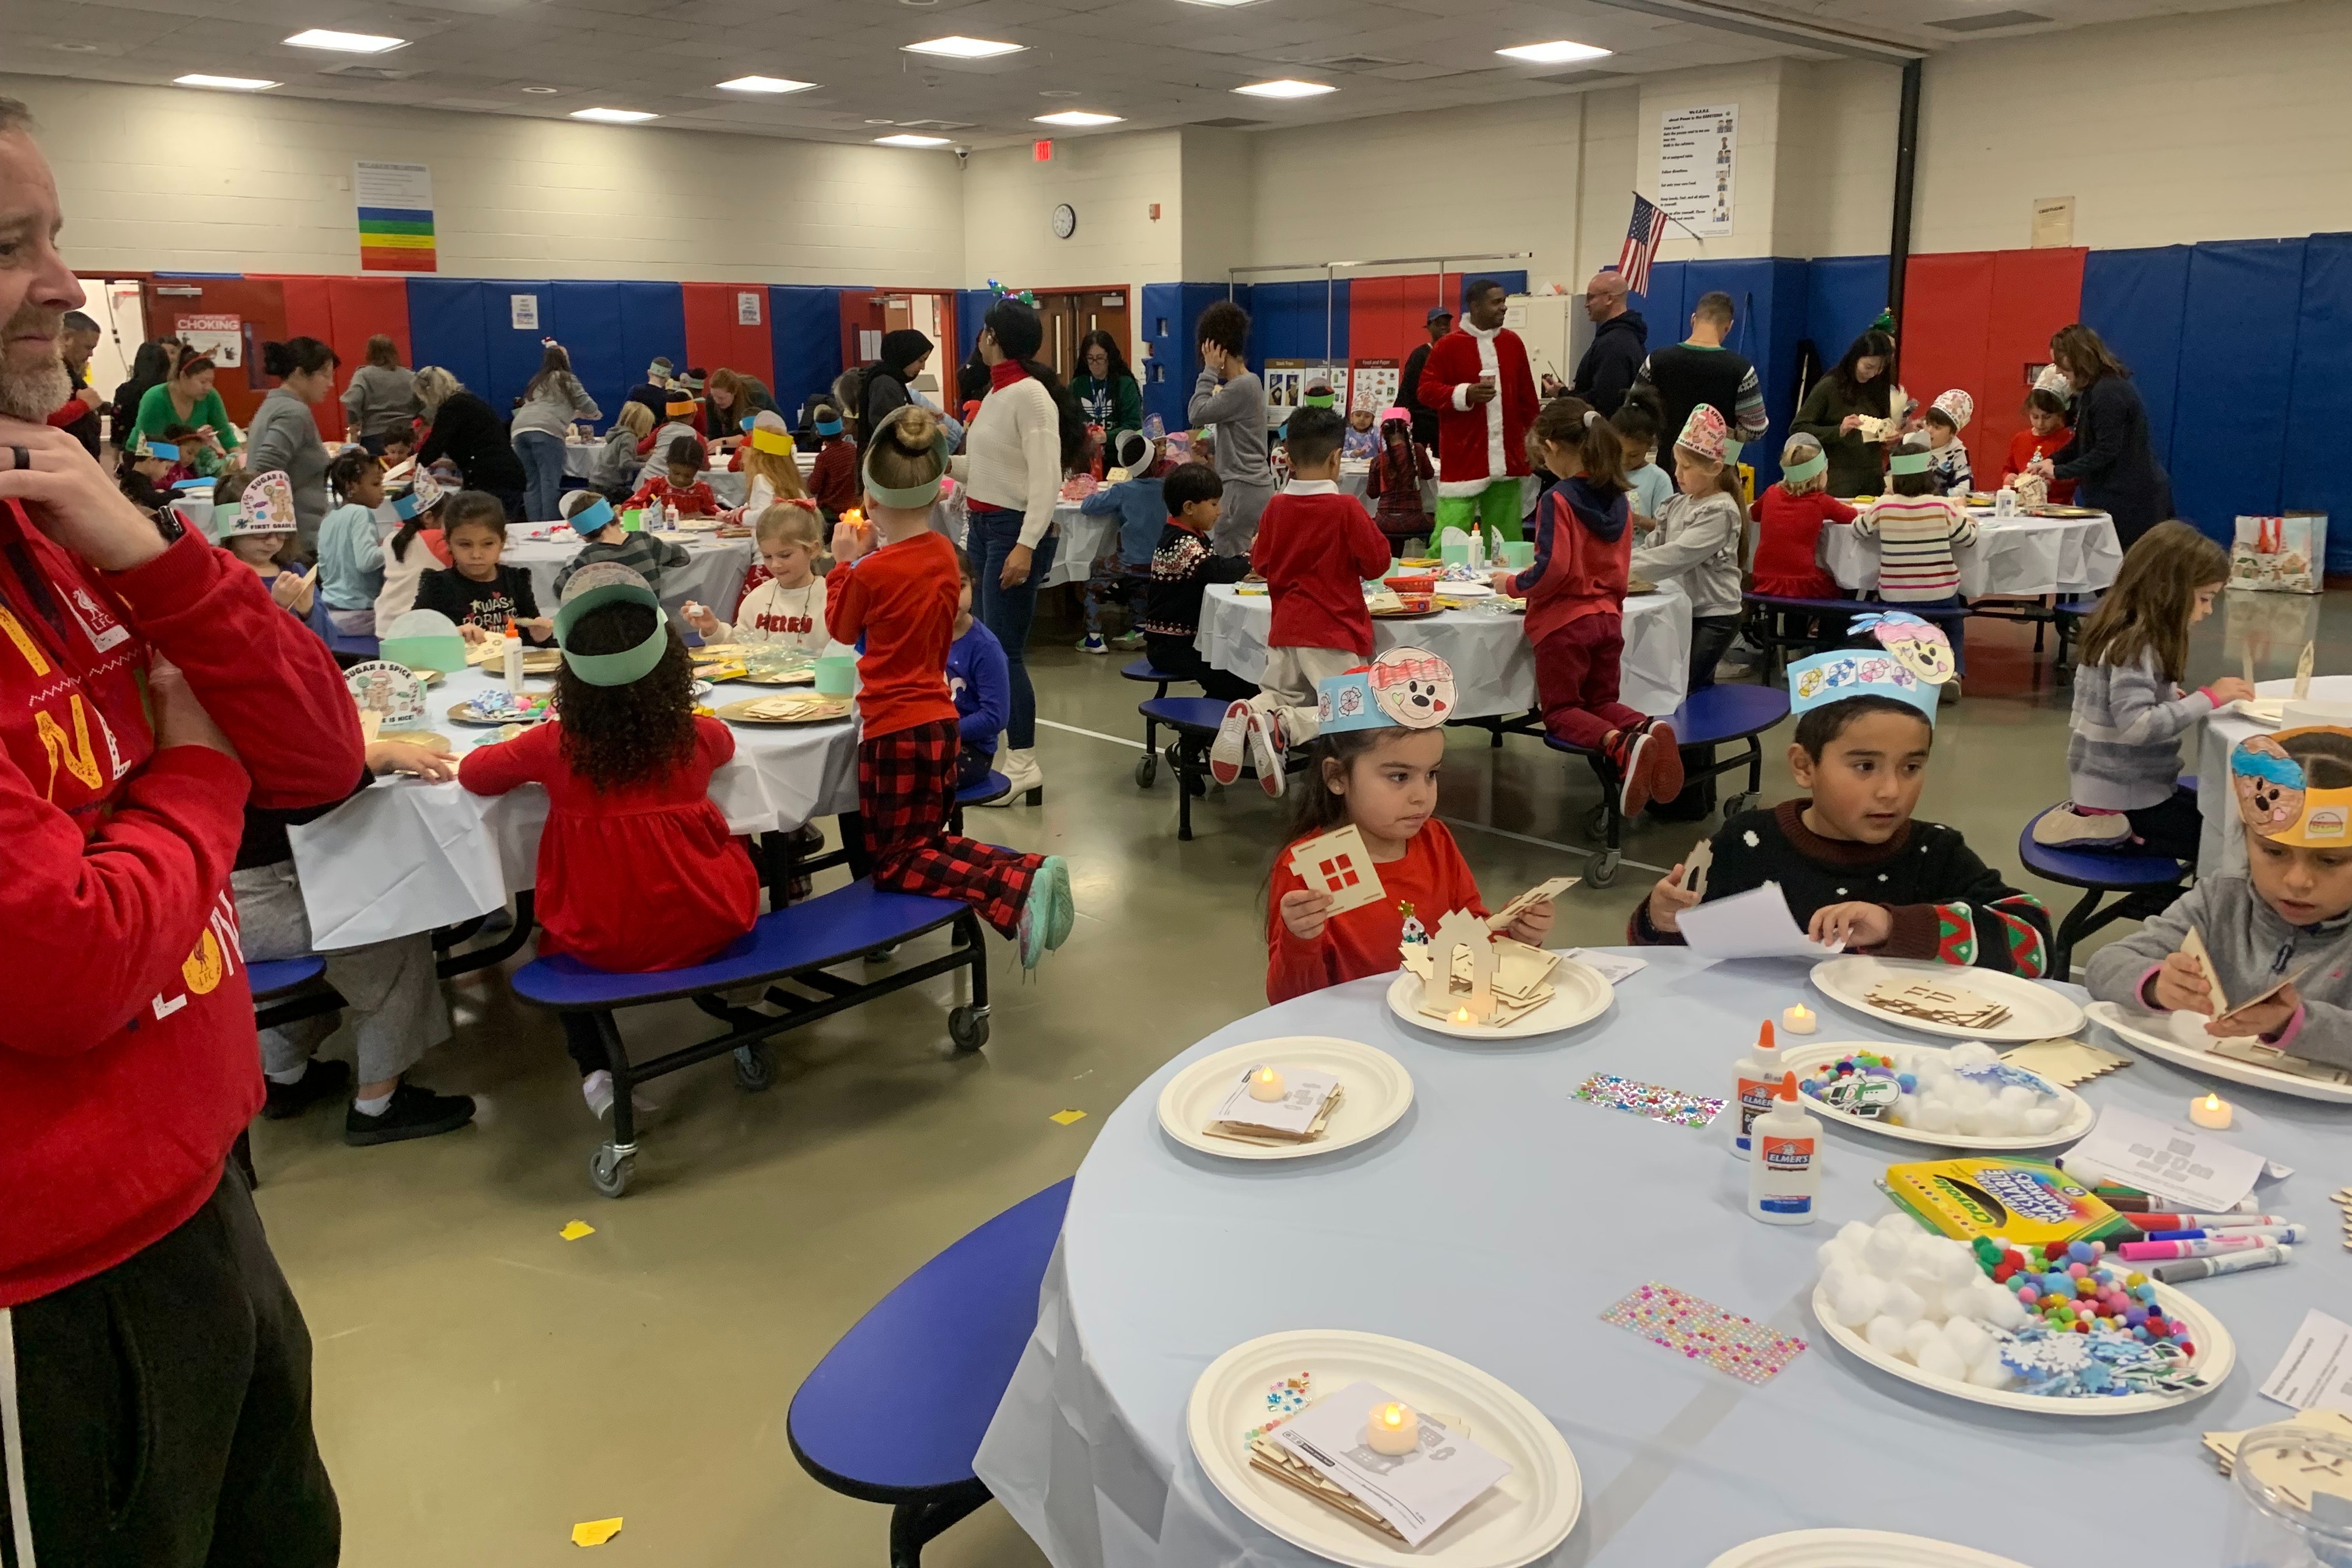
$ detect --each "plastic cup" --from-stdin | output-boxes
[2227,1426,2352,1567]
[813,654,858,697]
[1503,540,1536,569]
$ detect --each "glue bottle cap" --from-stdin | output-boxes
[1777,1071,1799,1102]
[1757,1020,1776,1052]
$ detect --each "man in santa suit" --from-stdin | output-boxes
[1416,279,1540,542]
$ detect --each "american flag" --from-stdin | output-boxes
[1618,194,1668,297]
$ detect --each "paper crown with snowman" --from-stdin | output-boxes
[2231,726,2352,848]
[1786,611,1957,725]
[1315,646,1456,734]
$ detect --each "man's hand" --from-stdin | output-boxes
[0,422,170,571]
[1280,887,1334,942]
[2213,981,2300,1040]
[2151,950,2217,1014]
[1465,380,1499,407]
[148,657,236,758]
[1647,866,1702,933]
[1808,901,1892,950]
[367,738,459,782]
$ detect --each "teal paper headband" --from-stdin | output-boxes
[565,496,615,536]
[860,407,951,509]
[554,579,668,687]
[814,415,844,436]
[1782,453,1827,484]
[1887,450,1933,476]
[391,489,438,521]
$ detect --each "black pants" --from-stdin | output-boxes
[2125,785,2204,862]
[1648,614,1745,821]
[1,1166,338,1568]
[562,1012,608,1077]
[1143,634,1259,704]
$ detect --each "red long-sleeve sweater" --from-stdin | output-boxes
[825,529,961,739]
[626,474,720,517]
[2003,428,2077,503]
[1508,475,1632,645]
[1251,486,1391,657]
[1267,820,1488,1003]
[1,510,365,1308]
[1749,484,1857,598]
[808,439,860,517]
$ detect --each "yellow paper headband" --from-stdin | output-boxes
[750,426,796,457]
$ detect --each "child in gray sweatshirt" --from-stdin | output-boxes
[2039,523,2251,859]
[2086,723,2352,1070]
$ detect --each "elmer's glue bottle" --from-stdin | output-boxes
[1748,1073,1819,1226]
[501,618,524,694]
[1730,1020,1779,1159]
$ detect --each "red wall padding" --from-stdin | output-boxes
[262,276,341,440]
[1899,250,2085,485]
[1896,252,1995,483]
[681,282,774,394]
[1348,273,1446,400]
[248,275,414,443]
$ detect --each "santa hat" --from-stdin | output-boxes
[223,470,299,538]
[1675,404,1730,464]
[1930,389,1974,431]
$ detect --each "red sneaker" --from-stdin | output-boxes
[1209,699,1252,786]
[1640,720,1684,806]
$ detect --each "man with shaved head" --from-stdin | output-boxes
[1571,269,1646,418]
[0,96,354,1566]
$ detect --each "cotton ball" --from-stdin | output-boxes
[1996,1084,2037,1111]
[1879,1281,1925,1324]
[1911,1101,1957,1133]
[1864,1315,1910,1355]
[1950,1041,2000,1069]
[1966,1353,2015,1389]
[1875,1212,1918,1240]
[1817,1234,1866,1273]
[1941,1317,1990,1363]
[1932,1241,1980,1286]
[1909,1282,1950,1322]
[2022,1104,2063,1135]
[1903,1319,1945,1360]
[1978,1286,2032,1331]
[1829,1273,1888,1328]
[1865,1223,1913,1272]
[1915,1337,1969,1380]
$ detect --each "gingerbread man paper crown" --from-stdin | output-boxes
[1931,388,1975,431]
[226,470,299,537]
[1316,646,1456,734]
[2231,727,2352,848]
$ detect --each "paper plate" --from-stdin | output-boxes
[715,695,852,726]
[1433,581,1495,598]
[2085,1000,2352,1104]
[1808,957,2082,1044]
[1780,1041,2094,1150]
[1384,956,1611,1041]
[1707,1531,2031,1567]
[1810,1278,2231,1418]
[1155,1037,1413,1161]
[738,666,817,686]
[690,642,757,663]
[1188,1329,1581,1568]
[447,700,552,727]
[2234,697,2288,726]
[1370,607,1444,621]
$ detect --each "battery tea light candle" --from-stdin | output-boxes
[1366,1402,1419,1455]
[1781,1003,1817,1035]
[2190,1092,2234,1130]
[1247,1067,1286,1102]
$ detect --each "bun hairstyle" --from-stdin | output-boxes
[327,445,377,498]
[1611,383,1664,449]
[863,404,949,499]
[983,298,1088,472]
[260,336,337,380]
[1531,395,1628,492]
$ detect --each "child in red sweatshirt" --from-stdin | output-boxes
[806,402,860,519]
[626,432,720,517]
[1212,405,1391,799]
[1494,397,1683,817]
[825,405,1071,968]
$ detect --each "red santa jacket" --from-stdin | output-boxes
[0,506,364,1308]
[1417,324,1539,498]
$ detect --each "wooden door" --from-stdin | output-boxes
[140,278,289,428]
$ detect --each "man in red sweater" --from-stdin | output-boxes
[1417,279,1539,544]
[1210,406,1391,797]
[0,100,362,1564]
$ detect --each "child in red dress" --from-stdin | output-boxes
[1266,649,1556,1003]
[459,561,760,1118]
[827,405,1073,968]
[1750,433,1857,598]
[625,433,720,517]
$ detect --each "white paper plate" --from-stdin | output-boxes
[1156,1038,1413,1161]
[1433,581,1496,598]
[1384,956,1611,1041]
[1188,1329,1581,1568]
[1810,1278,2232,1417]
[2234,697,2288,726]
[2085,1000,2352,1104]
[1809,957,2083,1044]
[1708,1531,2031,1567]
[1780,1041,2094,1150]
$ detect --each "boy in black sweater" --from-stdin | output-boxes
[1140,462,1258,702]
[1633,649,2050,973]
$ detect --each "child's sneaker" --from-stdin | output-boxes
[1640,720,1684,807]
[1077,632,1110,655]
[1601,726,1654,817]
[580,1069,658,1124]
[1210,699,1254,785]
[1019,855,1074,970]
[2033,804,2133,848]
[1113,629,1146,650]
[1248,708,1287,798]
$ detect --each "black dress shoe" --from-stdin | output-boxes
[345,1083,477,1146]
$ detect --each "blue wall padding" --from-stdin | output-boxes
[2168,239,2305,539]
[482,282,552,413]
[2283,232,2352,570]
[2079,246,2191,480]
[1629,261,1684,331]
[769,286,843,426]
[1246,279,1348,369]
[615,283,688,410]
[547,283,627,419]
[956,289,993,366]
[1805,256,1891,368]
[1140,283,1231,434]
[404,279,492,401]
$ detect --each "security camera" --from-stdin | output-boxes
[954,146,969,166]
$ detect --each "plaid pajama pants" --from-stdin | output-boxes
[859,719,1044,937]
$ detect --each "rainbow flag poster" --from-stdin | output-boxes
[354,160,436,273]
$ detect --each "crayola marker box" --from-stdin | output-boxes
[1879,1156,2136,1248]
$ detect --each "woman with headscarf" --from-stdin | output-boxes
[2032,323,2172,548]
[1791,328,1899,498]
[858,328,934,446]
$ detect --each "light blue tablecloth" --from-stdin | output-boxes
[976,949,2348,1566]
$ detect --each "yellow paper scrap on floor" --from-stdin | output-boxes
[1049,1108,1087,1125]
[560,1220,595,1241]
[571,1517,623,1547]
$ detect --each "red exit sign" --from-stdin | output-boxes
[1034,138,1054,162]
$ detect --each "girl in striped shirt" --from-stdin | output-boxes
[1852,434,1975,684]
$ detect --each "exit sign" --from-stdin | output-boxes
[1034,138,1054,162]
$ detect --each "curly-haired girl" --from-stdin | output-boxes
[459,562,760,1118]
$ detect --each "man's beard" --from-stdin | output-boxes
[0,302,71,422]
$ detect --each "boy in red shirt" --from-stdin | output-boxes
[826,405,1071,968]
[806,402,859,519]
[1212,405,1391,799]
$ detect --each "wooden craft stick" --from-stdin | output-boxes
[1488,875,1578,929]
[2244,646,2258,688]
[1680,839,1714,897]
[2297,640,2316,701]
[2182,927,2229,1016]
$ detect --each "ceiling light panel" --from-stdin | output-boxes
[1496,40,1613,64]
[1034,110,1122,126]
[285,29,407,53]
[175,74,279,90]
[570,107,659,122]
[1233,79,1335,99]
[903,36,1024,58]
[876,132,952,146]
[718,75,816,93]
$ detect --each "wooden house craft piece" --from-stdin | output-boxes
[1428,908,1497,1022]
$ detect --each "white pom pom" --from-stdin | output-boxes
[1912,1102,1957,1132]
[1903,1319,1944,1360]
[2022,1105,2063,1133]
[1880,1281,1924,1324]
[1838,1220,1877,1251]
[1966,1353,2014,1388]
[1982,1290,2032,1331]
[1996,1083,2037,1110]
[1909,1283,1948,1322]
[1941,1317,1990,1363]
[1950,1041,1999,1068]
[1933,1241,1979,1286]
[1831,1273,1887,1328]
[1865,1315,1909,1354]
[1915,1338,1968,1380]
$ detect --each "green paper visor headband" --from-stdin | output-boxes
[860,407,951,509]
[1887,450,1933,476]
[554,580,668,687]
[1782,453,1827,484]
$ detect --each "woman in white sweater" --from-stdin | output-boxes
[958,298,1086,803]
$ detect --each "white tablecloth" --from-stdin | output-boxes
[499,522,752,622]
[1195,583,1691,721]
[976,950,2347,1567]
[2197,671,2352,874]
[289,667,859,947]
[560,440,813,502]
[1821,510,2122,598]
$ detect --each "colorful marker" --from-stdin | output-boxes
[2126,1213,2292,1231]
[2149,1245,2292,1284]
[2140,1225,2306,1245]
[2119,1234,2287,1262]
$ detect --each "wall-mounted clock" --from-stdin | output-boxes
[1051,202,1077,240]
